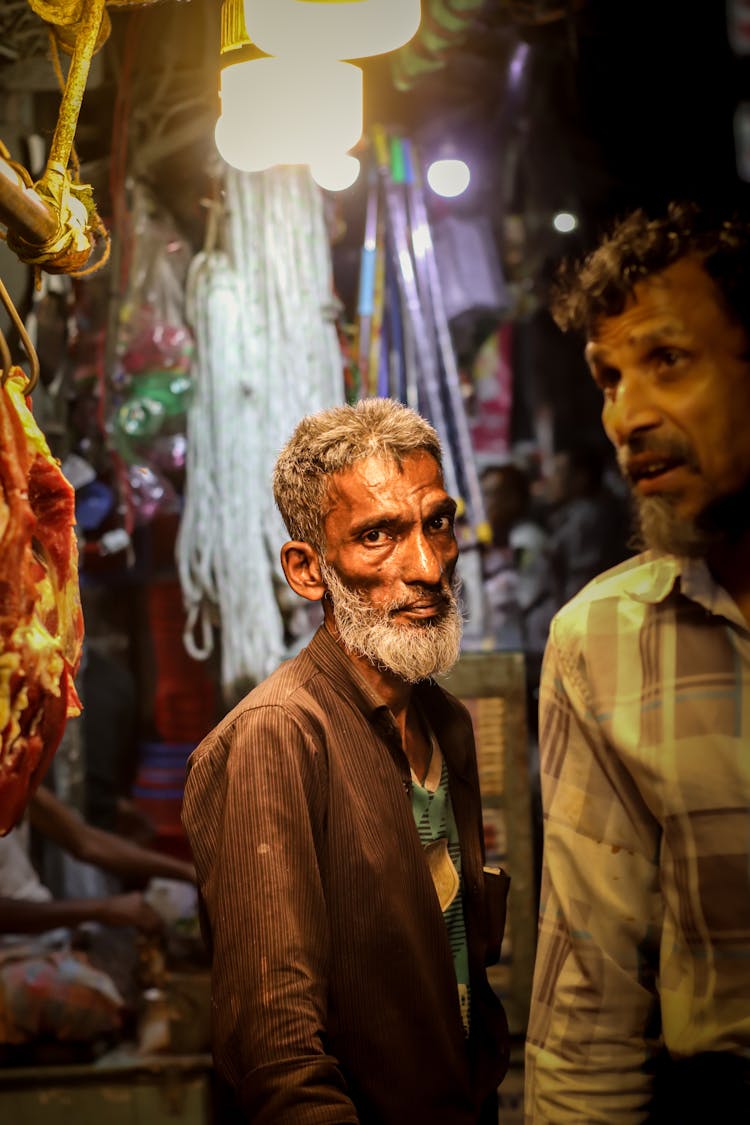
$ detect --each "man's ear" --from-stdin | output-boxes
[280,541,327,602]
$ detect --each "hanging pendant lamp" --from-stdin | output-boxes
[242,0,421,60]
[215,55,363,172]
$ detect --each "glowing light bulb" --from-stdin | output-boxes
[215,56,363,172]
[311,153,361,192]
[243,0,421,59]
[426,158,470,199]
[214,115,268,172]
[553,211,578,233]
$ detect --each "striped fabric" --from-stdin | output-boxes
[183,625,509,1125]
[411,754,471,1034]
[525,551,750,1124]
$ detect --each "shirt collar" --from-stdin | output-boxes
[625,551,749,632]
[304,626,474,778]
[306,625,390,724]
[680,556,750,631]
[622,551,681,604]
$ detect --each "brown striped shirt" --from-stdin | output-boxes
[183,626,509,1124]
[525,551,750,1123]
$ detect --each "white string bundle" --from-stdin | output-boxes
[177,166,344,700]
[177,248,286,695]
[225,166,344,569]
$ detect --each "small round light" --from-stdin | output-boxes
[553,211,578,233]
[311,154,361,192]
[426,158,471,199]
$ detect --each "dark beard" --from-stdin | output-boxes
[632,481,750,557]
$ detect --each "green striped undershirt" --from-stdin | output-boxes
[410,751,471,1035]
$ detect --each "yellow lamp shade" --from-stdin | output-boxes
[215,56,363,171]
[243,0,421,60]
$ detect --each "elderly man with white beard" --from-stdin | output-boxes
[182,398,510,1125]
[525,202,750,1125]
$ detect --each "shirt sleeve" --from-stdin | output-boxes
[182,705,359,1125]
[524,622,663,1124]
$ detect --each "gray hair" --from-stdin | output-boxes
[273,398,443,551]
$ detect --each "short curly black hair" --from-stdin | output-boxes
[551,201,750,341]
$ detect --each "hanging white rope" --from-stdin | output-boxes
[225,166,344,575]
[177,166,344,701]
[177,248,286,696]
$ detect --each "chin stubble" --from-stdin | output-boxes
[633,494,716,557]
[319,562,463,683]
[618,434,750,557]
[632,485,750,557]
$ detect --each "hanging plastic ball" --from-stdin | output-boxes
[113,370,194,463]
[120,305,194,375]
[149,432,188,475]
[116,395,166,443]
[127,464,178,525]
[135,370,194,415]
[75,479,116,531]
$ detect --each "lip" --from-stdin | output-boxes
[629,463,688,495]
[394,600,444,619]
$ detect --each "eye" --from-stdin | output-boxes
[427,513,454,533]
[592,364,620,395]
[361,528,389,544]
[649,345,687,370]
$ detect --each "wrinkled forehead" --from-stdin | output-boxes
[587,255,728,343]
[326,450,442,500]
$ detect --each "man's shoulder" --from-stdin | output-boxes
[557,550,673,614]
[191,647,326,759]
[550,550,677,652]
[246,646,321,707]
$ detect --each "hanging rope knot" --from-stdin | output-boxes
[28,0,113,55]
[7,164,110,278]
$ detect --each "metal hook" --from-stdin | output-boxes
[0,275,40,394]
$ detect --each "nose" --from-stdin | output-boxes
[404,529,446,586]
[603,369,662,448]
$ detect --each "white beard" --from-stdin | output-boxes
[320,562,463,683]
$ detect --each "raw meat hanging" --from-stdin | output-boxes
[0,369,84,835]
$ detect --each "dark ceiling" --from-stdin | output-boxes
[1,0,748,449]
[1,0,747,254]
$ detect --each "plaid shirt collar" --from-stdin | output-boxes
[623,550,750,633]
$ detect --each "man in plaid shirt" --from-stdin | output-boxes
[525,203,750,1124]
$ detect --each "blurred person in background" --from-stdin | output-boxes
[0,785,194,1050]
[481,459,556,664]
[481,459,554,892]
[545,442,631,608]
